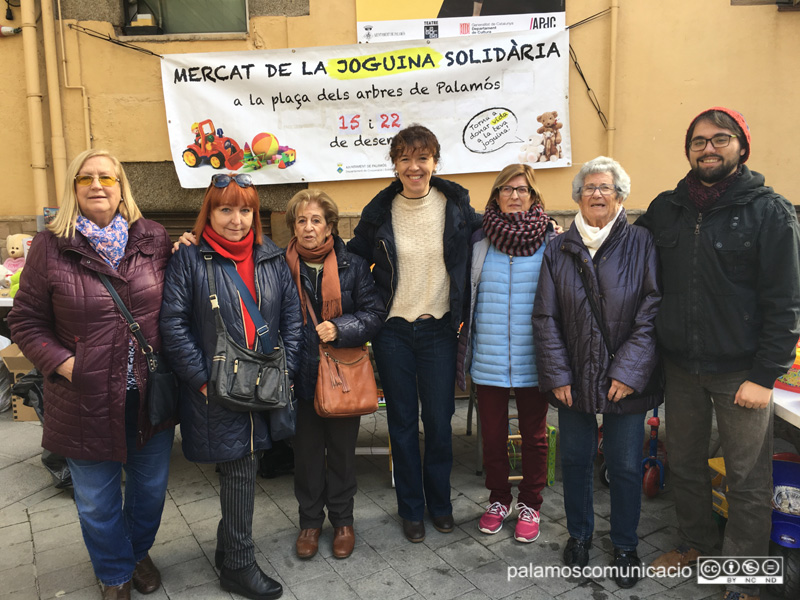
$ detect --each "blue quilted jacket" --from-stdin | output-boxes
[160,235,303,463]
[467,239,545,388]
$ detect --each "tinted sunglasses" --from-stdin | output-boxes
[75,174,119,187]
[211,173,253,188]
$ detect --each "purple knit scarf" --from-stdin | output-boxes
[686,165,742,213]
[482,202,550,257]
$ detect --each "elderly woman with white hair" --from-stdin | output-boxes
[532,156,662,589]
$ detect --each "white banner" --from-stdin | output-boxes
[161,28,570,188]
[358,14,563,44]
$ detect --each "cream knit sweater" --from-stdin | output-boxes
[388,188,451,321]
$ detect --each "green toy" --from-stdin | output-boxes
[9,268,22,298]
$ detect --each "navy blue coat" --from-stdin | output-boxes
[294,236,386,401]
[533,209,663,415]
[346,176,481,333]
[160,235,303,463]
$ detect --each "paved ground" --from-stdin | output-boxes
[0,397,788,600]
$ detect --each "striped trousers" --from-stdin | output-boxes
[216,454,259,569]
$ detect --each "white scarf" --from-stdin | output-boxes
[574,205,622,258]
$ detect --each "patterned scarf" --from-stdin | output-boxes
[482,202,550,257]
[285,235,342,325]
[686,165,742,213]
[75,213,128,269]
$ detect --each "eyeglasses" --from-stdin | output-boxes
[74,174,119,187]
[211,173,253,188]
[498,185,532,197]
[689,134,738,152]
[580,184,617,197]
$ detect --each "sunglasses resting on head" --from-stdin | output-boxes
[212,173,253,188]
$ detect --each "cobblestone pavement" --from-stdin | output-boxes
[0,398,782,600]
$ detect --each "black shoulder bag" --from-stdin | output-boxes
[203,254,291,414]
[98,274,179,426]
[571,255,663,400]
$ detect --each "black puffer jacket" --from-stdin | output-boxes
[294,236,386,401]
[636,166,800,387]
[346,176,481,333]
[160,235,303,464]
[533,209,662,415]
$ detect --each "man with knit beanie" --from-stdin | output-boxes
[637,107,800,600]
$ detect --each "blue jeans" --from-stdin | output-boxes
[372,316,457,521]
[558,407,646,551]
[67,393,174,586]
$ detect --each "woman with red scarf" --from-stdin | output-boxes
[456,164,555,544]
[160,173,302,600]
[284,190,385,561]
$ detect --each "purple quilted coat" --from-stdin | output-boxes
[7,219,173,462]
[532,209,663,415]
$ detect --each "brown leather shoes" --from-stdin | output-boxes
[296,528,322,559]
[402,519,425,543]
[101,581,131,600]
[332,526,355,559]
[132,554,161,594]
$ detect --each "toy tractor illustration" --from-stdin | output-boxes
[183,120,244,170]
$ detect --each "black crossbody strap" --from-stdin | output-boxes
[97,273,158,372]
[203,254,230,339]
[570,254,615,360]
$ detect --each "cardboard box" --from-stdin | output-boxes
[1,343,37,421]
[12,395,37,422]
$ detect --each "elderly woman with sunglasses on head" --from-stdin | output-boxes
[456,164,555,544]
[532,156,662,589]
[160,173,302,600]
[8,150,176,600]
[284,190,385,561]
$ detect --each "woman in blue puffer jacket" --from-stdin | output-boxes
[456,163,555,544]
[160,173,302,600]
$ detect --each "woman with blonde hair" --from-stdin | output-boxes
[9,149,175,599]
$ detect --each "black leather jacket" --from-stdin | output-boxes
[636,166,800,387]
[346,176,481,332]
[294,236,386,401]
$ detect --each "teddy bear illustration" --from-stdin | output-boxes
[518,132,546,164]
[536,111,563,161]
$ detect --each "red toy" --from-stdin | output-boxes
[183,120,244,170]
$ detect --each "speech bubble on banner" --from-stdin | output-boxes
[462,107,522,154]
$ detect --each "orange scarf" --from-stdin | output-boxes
[285,235,342,324]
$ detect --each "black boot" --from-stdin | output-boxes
[215,520,224,569]
[563,536,592,567]
[220,562,282,600]
[612,548,641,589]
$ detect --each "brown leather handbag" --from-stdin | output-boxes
[304,293,378,418]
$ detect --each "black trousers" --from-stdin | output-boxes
[216,454,258,569]
[293,398,361,529]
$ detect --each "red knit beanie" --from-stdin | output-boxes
[685,106,750,163]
